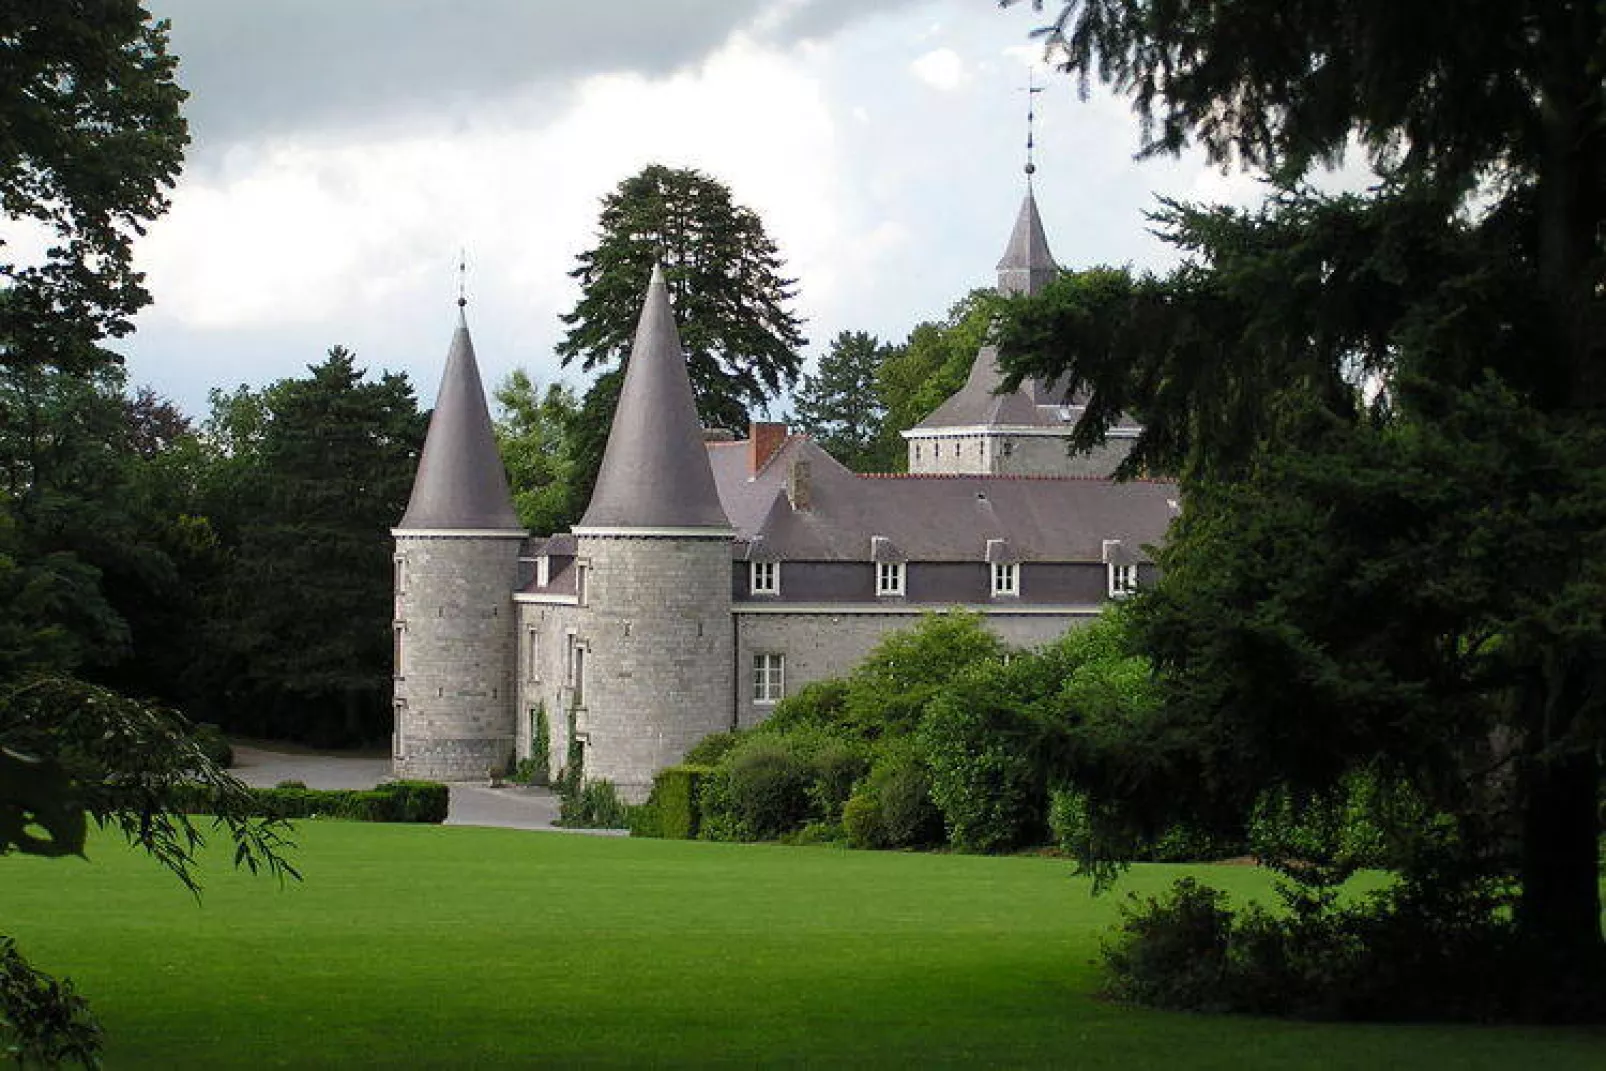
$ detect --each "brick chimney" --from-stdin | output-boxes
[749,421,787,475]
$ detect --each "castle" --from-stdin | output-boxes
[390,185,1178,796]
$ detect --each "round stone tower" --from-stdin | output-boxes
[392,304,526,780]
[569,265,734,799]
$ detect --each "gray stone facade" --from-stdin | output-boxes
[392,532,523,780]
[908,430,1136,477]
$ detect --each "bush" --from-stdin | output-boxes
[183,780,449,823]
[189,722,233,768]
[559,778,630,829]
[513,705,551,785]
[1050,788,1242,863]
[700,740,812,842]
[682,730,744,766]
[1102,878,1236,1012]
[634,765,712,839]
[920,687,1042,852]
[1249,769,1433,872]
[844,746,944,850]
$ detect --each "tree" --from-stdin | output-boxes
[876,289,1001,467]
[201,349,425,745]
[0,1,187,376]
[557,164,806,506]
[999,0,1606,1012]
[493,369,579,534]
[791,330,895,472]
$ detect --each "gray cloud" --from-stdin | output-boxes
[151,1,923,153]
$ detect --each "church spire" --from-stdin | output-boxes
[995,185,1058,297]
[397,303,522,531]
[577,264,731,532]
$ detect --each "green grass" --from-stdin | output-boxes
[3,824,1603,1068]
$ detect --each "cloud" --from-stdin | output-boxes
[909,47,969,91]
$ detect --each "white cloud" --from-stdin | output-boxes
[909,47,969,91]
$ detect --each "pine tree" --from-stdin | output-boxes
[791,331,894,472]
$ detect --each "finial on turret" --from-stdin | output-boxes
[456,249,468,310]
[1023,70,1044,180]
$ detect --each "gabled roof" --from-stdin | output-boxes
[996,185,1058,297]
[398,308,522,531]
[710,434,1176,563]
[578,264,732,532]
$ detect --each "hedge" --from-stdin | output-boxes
[183,780,450,824]
[632,765,713,839]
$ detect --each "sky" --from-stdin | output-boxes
[110,0,1281,419]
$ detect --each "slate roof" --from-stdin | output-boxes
[578,264,732,531]
[398,307,522,531]
[996,185,1058,298]
[710,435,1176,564]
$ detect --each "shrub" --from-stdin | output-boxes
[189,722,233,768]
[848,745,944,850]
[700,740,812,841]
[1050,788,1242,863]
[804,737,868,823]
[920,688,1042,852]
[761,679,850,734]
[634,765,712,839]
[559,779,630,829]
[1102,878,1236,1012]
[682,730,744,766]
[184,780,449,823]
[513,705,551,785]
[1249,769,1433,871]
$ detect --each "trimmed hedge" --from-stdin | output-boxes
[184,780,450,823]
[633,765,713,839]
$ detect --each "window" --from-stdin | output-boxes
[393,554,406,594]
[526,626,540,681]
[991,561,1019,597]
[575,561,589,606]
[535,555,550,588]
[567,635,587,707]
[1109,563,1139,598]
[876,561,905,596]
[753,653,785,704]
[750,559,779,595]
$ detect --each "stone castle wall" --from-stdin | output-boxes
[908,432,1134,478]
[568,533,735,800]
[392,533,522,780]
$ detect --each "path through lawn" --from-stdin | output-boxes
[4,823,1602,1067]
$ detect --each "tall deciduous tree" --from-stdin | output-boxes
[558,164,806,509]
[1001,0,1606,1008]
[877,289,1000,455]
[494,369,578,534]
[791,330,895,472]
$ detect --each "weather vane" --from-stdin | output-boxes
[457,249,468,309]
[1023,69,1044,180]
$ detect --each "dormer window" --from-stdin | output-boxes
[991,562,1019,597]
[877,561,906,597]
[750,560,779,595]
[1109,563,1138,598]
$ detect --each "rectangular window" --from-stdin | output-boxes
[393,623,405,678]
[567,635,587,708]
[575,561,589,606]
[753,653,785,704]
[876,561,905,596]
[750,559,779,595]
[393,554,406,594]
[991,561,1019,597]
[526,626,540,682]
[1109,563,1138,598]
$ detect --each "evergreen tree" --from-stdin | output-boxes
[791,330,895,472]
[202,349,425,745]
[1001,0,1606,1011]
[558,164,806,511]
[876,289,1001,466]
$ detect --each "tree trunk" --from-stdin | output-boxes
[1517,667,1605,1019]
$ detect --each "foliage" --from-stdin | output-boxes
[632,764,713,840]
[1247,770,1436,874]
[680,730,745,767]
[558,779,631,831]
[188,723,232,769]
[1049,788,1239,864]
[195,349,425,745]
[1001,0,1606,1002]
[700,739,813,842]
[0,937,101,1068]
[514,704,551,786]
[842,743,944,851]
[557,164,805,511]
[876,290,1000,455]
[184,780,449,824]
[791,330,896,472]
[493,370,578,534]
[841,611,1004,739]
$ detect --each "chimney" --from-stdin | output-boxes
[786,459,811,511]
[749,421,787,474]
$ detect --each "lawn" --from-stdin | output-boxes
[4,823,1602,1068]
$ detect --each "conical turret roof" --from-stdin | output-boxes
[397,307,522,531]
[996,184,1058,297]
[577,265,731,531]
